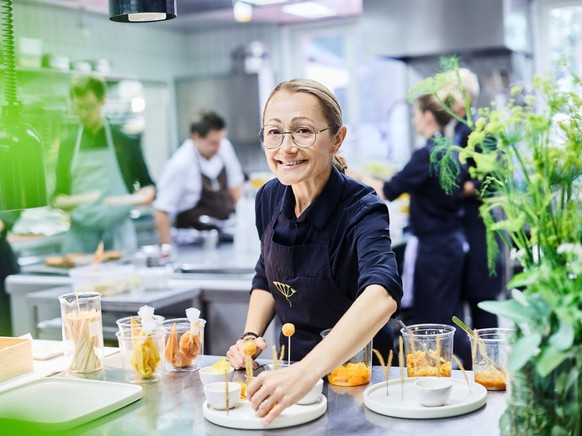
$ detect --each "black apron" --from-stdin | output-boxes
[262,202,393,362]
[175,159,234,231]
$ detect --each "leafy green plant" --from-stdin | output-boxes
[410,57,582,435]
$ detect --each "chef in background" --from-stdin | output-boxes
[448,68,503,329]
[53,74,155,254]
[153,111,245,245]
[352,93,471,367]
[0,212,20,336]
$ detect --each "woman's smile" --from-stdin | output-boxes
[278,159,307,168]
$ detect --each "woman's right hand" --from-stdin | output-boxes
[226,337,267,369]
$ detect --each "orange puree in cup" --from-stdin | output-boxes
[328,362,371,386]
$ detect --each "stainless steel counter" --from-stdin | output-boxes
[54,354,505,435]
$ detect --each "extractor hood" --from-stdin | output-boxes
[362,0,531,59]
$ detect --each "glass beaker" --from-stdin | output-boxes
[470,327,512,391]
[162,318,206,372]
[116,327,165,383]
[401,323,456,377]
[321,328,372,386]
[59,292,104,374]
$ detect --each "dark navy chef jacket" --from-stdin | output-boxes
[252,166,403,312]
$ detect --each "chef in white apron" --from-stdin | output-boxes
[61,120,136,254]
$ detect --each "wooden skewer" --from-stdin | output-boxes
[453,355,472,393]
[224,369,229,415]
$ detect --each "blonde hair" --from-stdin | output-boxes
[263,78,347,174]
[440,68,480,107]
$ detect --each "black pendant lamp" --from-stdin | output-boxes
[109,0,177,22]
[0,0,47,210]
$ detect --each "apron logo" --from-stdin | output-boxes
[273,281,297,307]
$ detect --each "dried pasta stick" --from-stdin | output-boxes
[373,348,389,396]
[436,334,442,378]
[399,336,405,402]
[453,355,472,393]
[278,344,285,364]
[242,340,256,385]
[386,350,394,396]
[225,369,230,415]
[272,345,279,370]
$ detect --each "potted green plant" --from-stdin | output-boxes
[411,57,582,435]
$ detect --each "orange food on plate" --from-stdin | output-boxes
[327,362,371,386]
[242,340,257,356]
[282,323,295,337]
[474,369,506,390]
[406,350,452,377]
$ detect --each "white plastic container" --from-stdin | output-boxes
[69,264,141,296]
[136,266,172,291]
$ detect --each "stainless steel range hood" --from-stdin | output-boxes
[362,0,531,59]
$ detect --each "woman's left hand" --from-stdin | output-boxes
[246,363,320,425]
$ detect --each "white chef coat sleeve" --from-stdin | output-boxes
[220,138,245,189]
[152,160,186,214]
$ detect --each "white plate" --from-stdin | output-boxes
[0,378,142,431]
[364,377,487,419]
[203,395,327,429]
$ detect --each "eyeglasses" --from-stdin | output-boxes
[258,125,335,149]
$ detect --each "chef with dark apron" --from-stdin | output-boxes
[174,153,234,231]
[153,111,245,245]
[225,79,402,425]
[381,94,471,367]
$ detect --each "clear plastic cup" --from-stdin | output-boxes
[59,292,104,374]
[116,315,165,333]
[321,328,372,386]
[400,323,456,377]
[470,328,512,391]
[116,328,165,383]
[162,318,206,372]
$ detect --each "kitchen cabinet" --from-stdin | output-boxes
[175,73,266,173]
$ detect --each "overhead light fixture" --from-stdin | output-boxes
[282,2,336,19]
[109,0,177,23]
[0,0,47,210]
[244,0,288,5]
[233,1,253,23]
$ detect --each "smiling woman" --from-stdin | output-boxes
[225,78,403,425]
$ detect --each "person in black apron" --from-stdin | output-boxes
[153,111,244,244]
[449,69,504,329]
[226,79,402,425]
[174,154,234,231]
[372,93,472,368]
[53,75,155,255]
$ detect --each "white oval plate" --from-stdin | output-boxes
[203,395,326,429]
[364,377,487,419]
